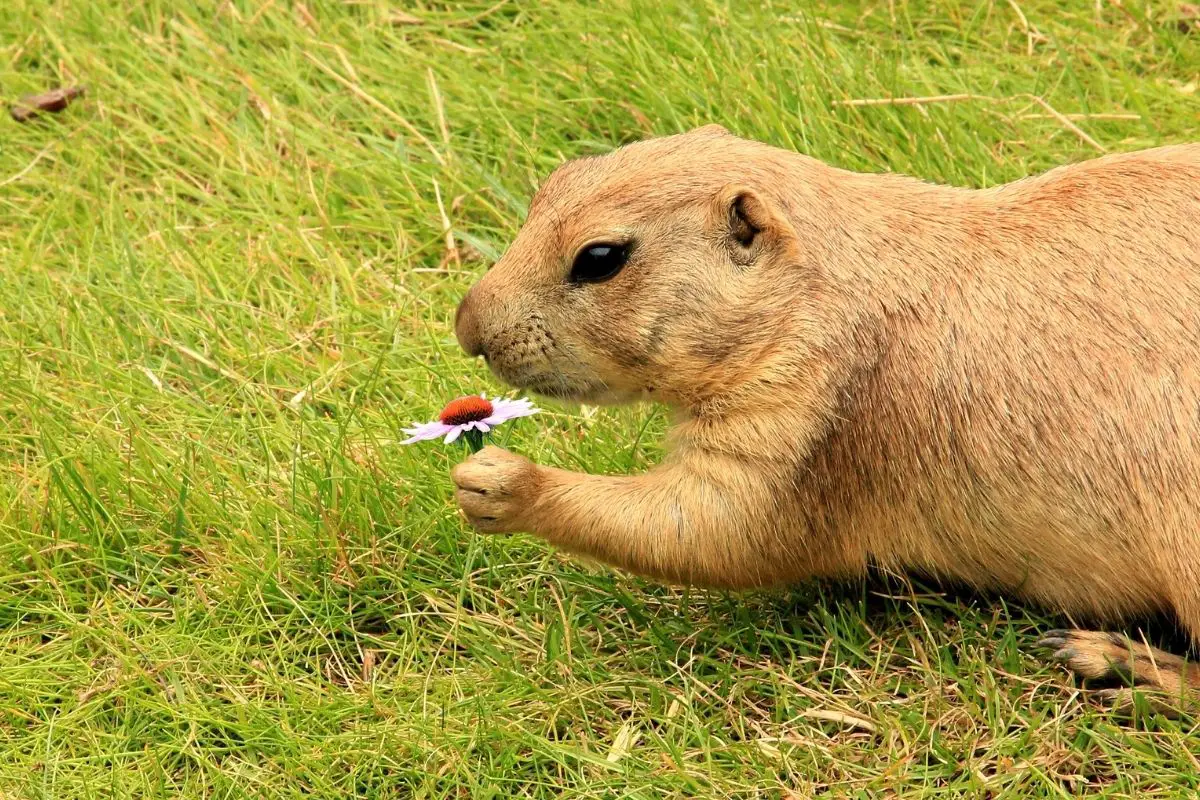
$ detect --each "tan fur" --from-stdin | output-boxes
[450,125,1200,701]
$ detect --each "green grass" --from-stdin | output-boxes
[1,0,1198,796]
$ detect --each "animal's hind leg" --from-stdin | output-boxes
[1038,629,1200,712]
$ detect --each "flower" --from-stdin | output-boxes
[401,394,538,449]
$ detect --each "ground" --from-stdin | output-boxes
[1,0,1199,797]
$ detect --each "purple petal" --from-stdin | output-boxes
[444,426,464,444]
[401,421,454,444]
[484,397,539,425]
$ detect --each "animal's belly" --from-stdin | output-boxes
[839,475,1177,620]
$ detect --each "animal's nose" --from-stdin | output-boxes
[454,286,486,358]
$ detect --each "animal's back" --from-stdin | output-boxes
[801,143,1200,620]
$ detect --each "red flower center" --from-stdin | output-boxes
[438,395,494,426]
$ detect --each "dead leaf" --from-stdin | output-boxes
[756,739,783,760]
[457,239,484,263]
[1177,3,1199,32]
[77,670,120,704]
[605,722,639,762]
[287,388,307,410]
[10,85,85,123]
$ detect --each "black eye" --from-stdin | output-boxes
[569,243,629,284]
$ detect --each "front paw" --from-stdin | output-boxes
[450,445,541,534]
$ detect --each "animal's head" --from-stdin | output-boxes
[454,125,818,406]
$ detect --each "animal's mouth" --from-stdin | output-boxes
[493,368,615,405]
[523,374,601,402]
[483,347,626,405]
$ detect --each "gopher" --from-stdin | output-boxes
[451,125,1200,706]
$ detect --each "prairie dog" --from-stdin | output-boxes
[451,125,1200,703]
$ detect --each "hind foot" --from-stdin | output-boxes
[1038,629,1199,707]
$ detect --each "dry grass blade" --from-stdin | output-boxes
[1021,94,1107,152]
[798,709,879,734]
[389,0,511,28]
[834,91,1107,153]
[302,51,445,165]
[168,340,276,400]
[832,93,988,107]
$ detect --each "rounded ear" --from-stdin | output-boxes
[714,185,780,264]
[692,123,731,137]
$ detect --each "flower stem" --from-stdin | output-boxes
[462,429,485,453]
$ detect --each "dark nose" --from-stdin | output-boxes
[454,286,485,358]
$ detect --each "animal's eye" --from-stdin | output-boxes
[569,243,629,284]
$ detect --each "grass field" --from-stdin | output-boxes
[2,0,1199,796]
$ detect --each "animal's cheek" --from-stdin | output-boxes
[492,315,560,364]
[484,334,554,382]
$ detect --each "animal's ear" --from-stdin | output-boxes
[692,123,731,137]
[715,185,777,264]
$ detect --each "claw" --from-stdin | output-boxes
[1037,635,1070,652]
[1049,646,1078,663]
